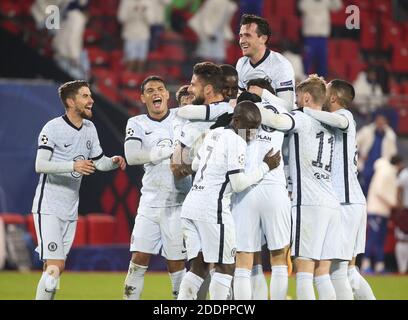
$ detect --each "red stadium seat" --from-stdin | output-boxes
[87,47,110,67]
[396,107,408,135]
[161,44,186,62]
[372,0,392,17]
[84,28,102,46]
[388,79,403,108]
[380,19,403,50]
[0,20,22,35]
[121,89,142,105]
[331,10,348,27]
[0,212,25,225]
[360,14,379,50]
[72,216,86,247]
[0,1,23,17]
[86,214,115,245]
[274,0,296,17]
[281,16,300,43]
[120,71,145,88]
[391,42,408,73]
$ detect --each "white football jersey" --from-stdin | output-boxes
[125,108,191,208]
[181,127,246,224]
[236,50,295,102]
[177,101,233,151]
[32,116,103,220]
[331,109,366,205]
[287,110,340,208]
[244,102,287,186]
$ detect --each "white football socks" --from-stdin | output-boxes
[330,261,353,300]
[123,262,147,300]
[251,264,268,300]
[35,271,58,300]
[348,266,376,300]
[169,268,186,300]
[233,268,252,300]
[270,265,288,300]
[178,271,204,300]
[296,272,315,300]
[209,272,233,300]
[314,274,336,300]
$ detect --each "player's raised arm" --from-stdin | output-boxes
[258,107,294,131]
[303,107,349,130]
[177,104,209,120]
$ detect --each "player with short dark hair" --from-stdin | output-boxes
[176,85,194,106]
[237,14,295,111]
[171,62,232,180]
[123,76,189,300]
[32,80,126,300]
[178,101,281,300]
[220,64,239,100]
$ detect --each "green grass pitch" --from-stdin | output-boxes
[0,271,407,300]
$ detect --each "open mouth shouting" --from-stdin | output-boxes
[152,97,163,108]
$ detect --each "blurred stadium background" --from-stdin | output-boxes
[1,0,408,299]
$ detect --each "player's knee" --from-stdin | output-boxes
[270,247,288,265]
[167,260,185,273]
[45,260,65,274]
[131,252,150,266]
[236,252,254,269]
[214,263,235,276]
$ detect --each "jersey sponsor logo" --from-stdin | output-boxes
[72,155,86,178]
[145,131,153,135]
[64,143,72,148]
[86,140,91,150]
[127,128,134,137]
[314,172,330,181]
[48,242,58,252]
[192,184,205,191]
[41,135,49,144]
[256,134,272,141]
[280,80,293,87]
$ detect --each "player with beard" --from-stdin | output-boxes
[171,62,233,180]
[32,80,126,300]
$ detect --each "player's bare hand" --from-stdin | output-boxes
[248,85,263,97]
[263,149,281,170]
[74,160,95,175]
[112,156,126,170]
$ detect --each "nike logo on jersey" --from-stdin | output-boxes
[64,144,72,148]
[145,131,153,135]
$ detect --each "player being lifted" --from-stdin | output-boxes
[177,101,281,300]
[32,80,126,300]
[302,79,376,300]
[123,76,189,300]
[260,75,343,300]
[236,14,295,110]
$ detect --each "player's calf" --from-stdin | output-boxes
[35,261,63,300]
